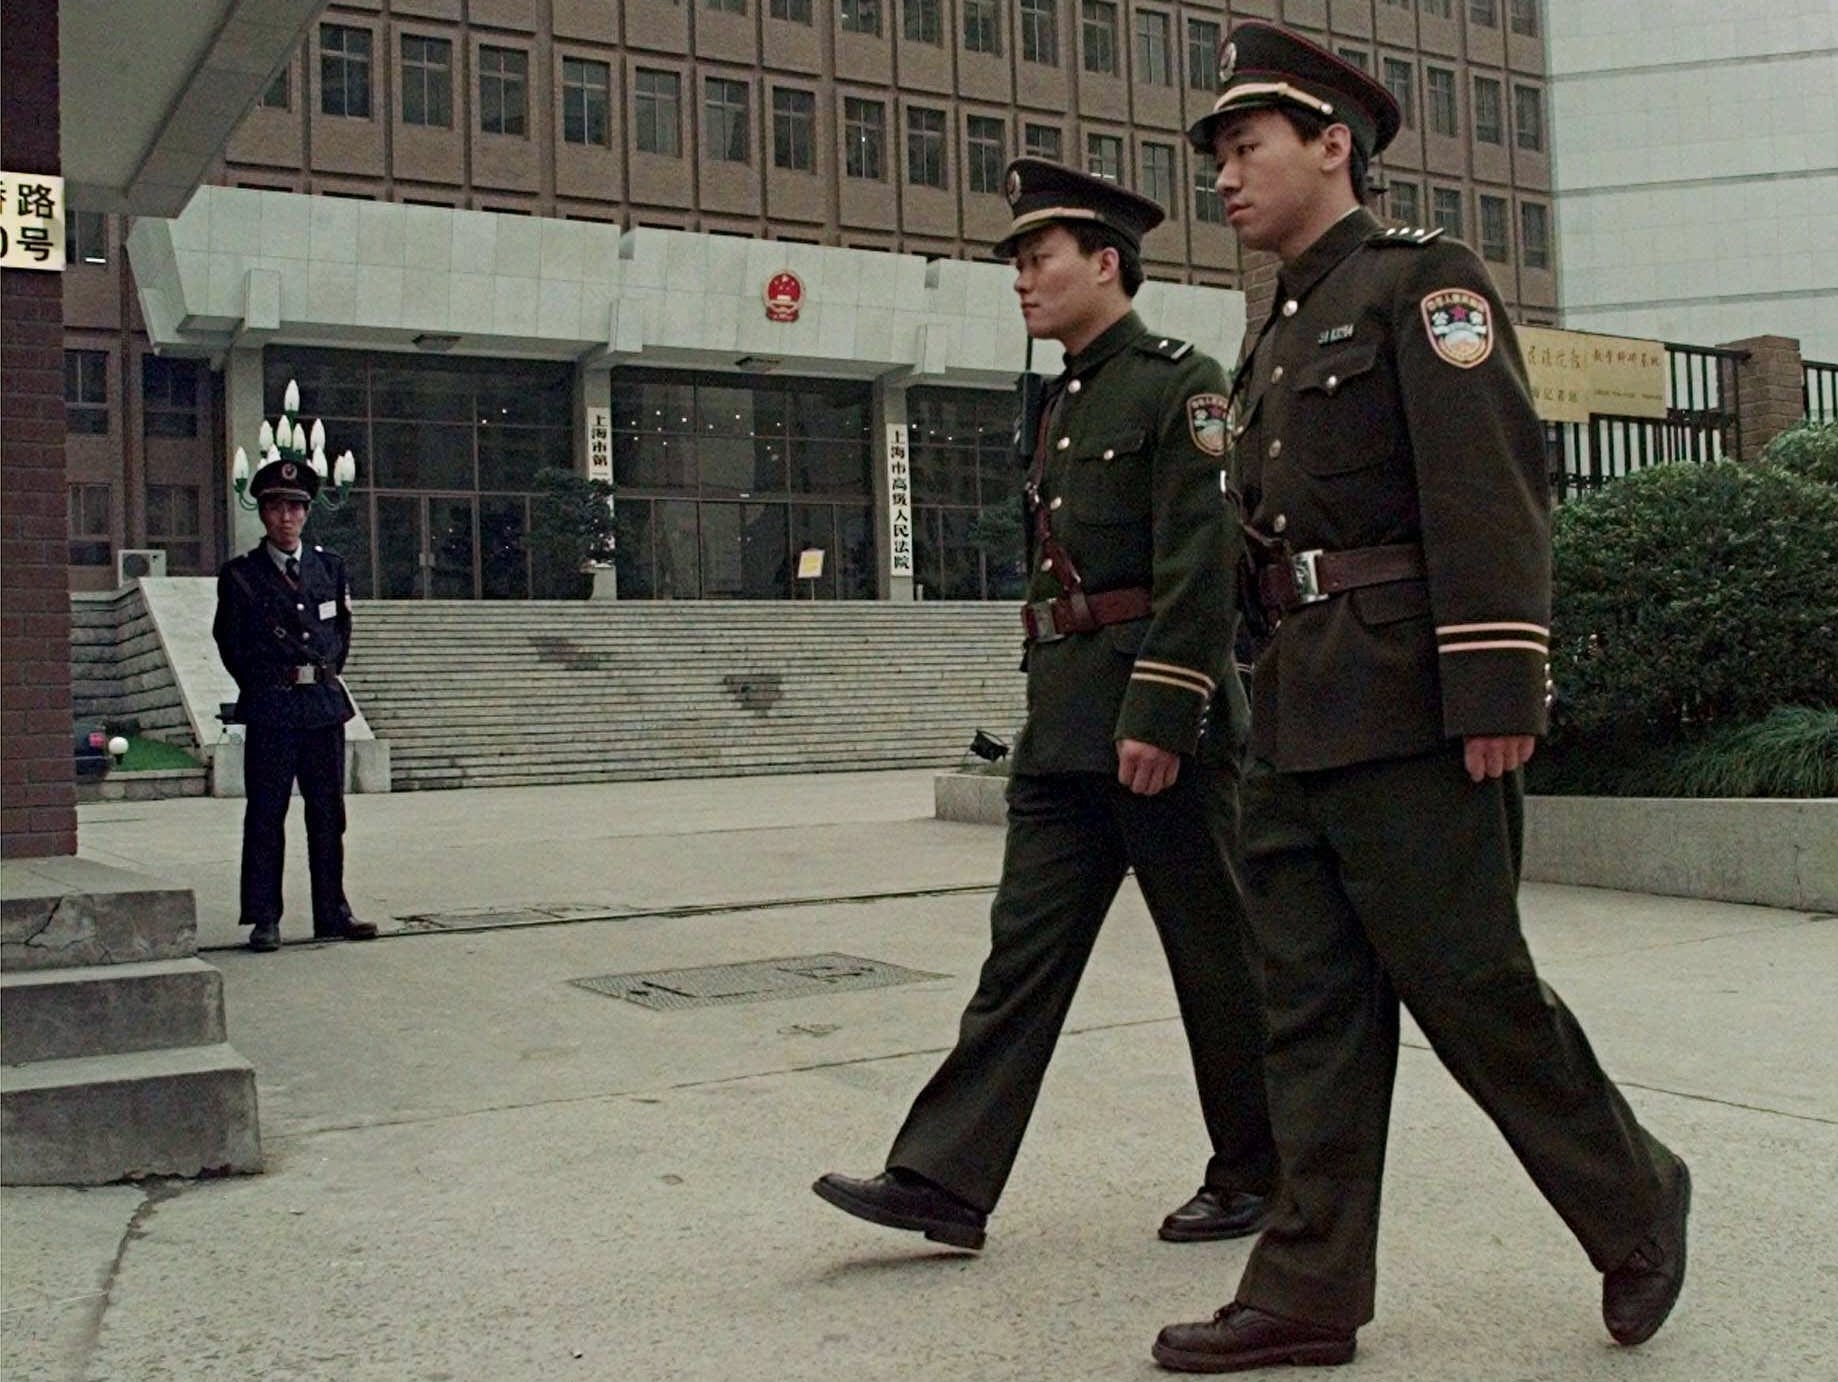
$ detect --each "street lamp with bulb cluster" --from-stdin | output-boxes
[231,378,359,510]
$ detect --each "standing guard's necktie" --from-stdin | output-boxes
[284,556,300,587]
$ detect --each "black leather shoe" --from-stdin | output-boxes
[1159,1187,1269,1242]
[1603,1157,1691,1346]
[1153,1303,1356,1373]
[812,1169,986,1250]
[247,922,280,953]
[314,918,378,941]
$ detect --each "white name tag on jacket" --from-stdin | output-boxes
[318,600,337,620]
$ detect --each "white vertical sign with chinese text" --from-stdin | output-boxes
[586,406,612,482]
[886,423,913,577]
[0,172,66,271]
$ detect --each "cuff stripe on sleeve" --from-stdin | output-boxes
[1131,658,1216,696]
[1440,639,1549,655]
[1130,670,1213,697]
[1435,621,1549,639]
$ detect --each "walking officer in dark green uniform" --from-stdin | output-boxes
[1152,23,1690,1373]
[814,160,1277,1252]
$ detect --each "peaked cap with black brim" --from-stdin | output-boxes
[1186,20,1402,159]
[993,158,1166,259]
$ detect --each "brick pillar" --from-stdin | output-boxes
[1,0,77,859]
[1720,334,1806,461]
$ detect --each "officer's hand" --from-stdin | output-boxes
[1117,740,1181,796]
[1463,734,1535,782]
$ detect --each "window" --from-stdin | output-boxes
[1193,164,1223,224]
[841,0,881,35]
[1021,0,1059,65]
[907,107,947,188]
[479,46,528,136]
[1521,201,1550,269]
[1478,194,1509,261]
[1382,59,1415,130]
[1141,142,1176,217]
[772,88,816,171]
[65,350,108,434]
[1388,179,1419,226]
[844,98,886,179]
[65,210,107,265]
[1086,132,1122,181]
[1337,47,1369,73]
[146,485,202,572]
[1427,66,1458,137]
[964,0,1001,55]
[1187,19,1220,88]
[319,25,372,118]
[771,0,813,19]
[904,0,941,43]
[560,58,611,146]
[142,357,199,438]
[635,70,682,156]
[1514,84,1544,151]
[1473,77,1503,144]
[1431,186,1464,238]
[1024,123,1062,160]
[967,115,1006,194]
[704,78,750,162]
[1134,10,1171,86]
[1470,0,1498,25]
[707,0,745,12]
[401,35,452,129]
[258,67,290,110]
[1510,0,1539,36]
[1082,1,1119,76]
[909,388,1034,600]
[69,484,112,566]
[1422,0,1451,16]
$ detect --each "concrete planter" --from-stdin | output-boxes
[933,772,1837,911]
[77,768,208,803]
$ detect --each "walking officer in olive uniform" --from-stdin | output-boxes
[1152,24,1689,1373]
[814,161,1277,1252]
[214,457,376,953]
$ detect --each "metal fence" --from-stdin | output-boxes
[1806,360,1838,423]
[1545,342,1747,502]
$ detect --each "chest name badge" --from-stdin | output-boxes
[1317,324,1354,345]
[1420,288,1494,369]
[318,600,338,620]
[1186,393,1230,457]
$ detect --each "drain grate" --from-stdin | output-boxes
[571,952,946,1011]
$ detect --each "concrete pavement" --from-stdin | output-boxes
[3,770,1835,1380]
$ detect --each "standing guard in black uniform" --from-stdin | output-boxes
[813,160,1276,1252]
[214,458,376,953]
[1151,23,1689,1372]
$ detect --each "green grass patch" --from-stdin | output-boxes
[114,736,203,773]
[1529,707,1838,798]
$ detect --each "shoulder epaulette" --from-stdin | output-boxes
[1369,225,1444,247]
[1136,334,1194,361]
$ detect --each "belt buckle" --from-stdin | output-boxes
[1026,600,1065,643]
[1290,549,1328,605]
[296,664,318,685]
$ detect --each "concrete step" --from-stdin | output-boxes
[1,1043,261,1185]
[1,862,198,974]
[1,959,225,1066]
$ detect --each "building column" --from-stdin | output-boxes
[1720,334,1806,460]
[0,0,78,859]
[872,377,915,602]
[223,346,267,553]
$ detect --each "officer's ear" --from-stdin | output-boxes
[1318,123,1354,179]
[1093,243,1121,286]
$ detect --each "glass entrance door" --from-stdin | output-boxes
[427,496,475,598]
[373,493,477,598]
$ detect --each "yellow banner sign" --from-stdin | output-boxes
[1517,326,1668,423]
[0,171,66,271]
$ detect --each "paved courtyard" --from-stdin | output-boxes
[3,770,1834,1380]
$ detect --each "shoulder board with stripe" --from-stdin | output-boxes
[1368,225,1445,248]
[1136,334,1194,361]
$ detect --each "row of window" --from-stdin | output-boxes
[1382,181,1550,268]
[281,19,1545,152]
[64,353,200,437]
[68,482,203,570]
[1387,0,1542,35]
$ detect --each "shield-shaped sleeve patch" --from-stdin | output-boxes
[1420,288,1494,369]
[1186,392,1230,456]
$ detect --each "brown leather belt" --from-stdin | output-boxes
[1257,543,1425,619]
[1021,586,1152,643]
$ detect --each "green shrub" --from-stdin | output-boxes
[1550,460,1838,746]
[1527,707,1837,797]
[528,467,615,599]
[1757,419,1838,487]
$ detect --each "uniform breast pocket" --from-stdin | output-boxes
[1290,342,1393,476]
[1069,428,1151,524]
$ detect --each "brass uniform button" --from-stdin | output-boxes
[1056,436,1070,450]
[1273,514,1288,534]
[1281,299,1298,317]
[1269,440,1282,458]
[1068,379,1082,394]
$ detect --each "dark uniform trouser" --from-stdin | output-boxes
[240,722,349,933]
[886,765,1277,1215]
[1235,747,1678,1333]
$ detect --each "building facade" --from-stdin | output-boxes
[65,0,1558,599]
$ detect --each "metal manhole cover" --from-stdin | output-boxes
[571,953,946,1011]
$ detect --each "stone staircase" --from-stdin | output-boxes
[69,586,194,748]
[343,601,1029,792]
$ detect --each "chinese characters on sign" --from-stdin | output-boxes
[0,172,65,271]
[586,406,612,482]
[886,423,914,578]
[1517,326,1668,423]
[797,548,825,580]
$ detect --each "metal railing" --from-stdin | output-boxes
[1805,360,1838,423]
[1546,341,1748,501]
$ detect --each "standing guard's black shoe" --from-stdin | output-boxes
[247,922,281,953]
[1603,1158,1691,1346]
[314,918,378,941]
[1153,1303,1356,1373]
[812,1169,987,1250]
[1159,1187,1269,1242]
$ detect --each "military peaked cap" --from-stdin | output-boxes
[994,158,1166,259]
[249,456,320,504]
[1187,21,1402,159]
